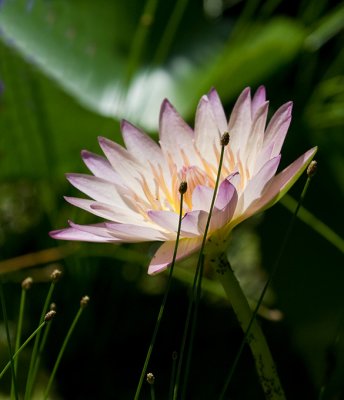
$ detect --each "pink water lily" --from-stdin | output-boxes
[50,87,317,275]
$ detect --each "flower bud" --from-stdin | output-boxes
[50,269,62,283]
[307,160,317,178]
[146,372,155,385]
[21,277,33,290]
[44,310,56,322]
[80,296,90,308]
[179,181,187,195]
[220,132,230,146]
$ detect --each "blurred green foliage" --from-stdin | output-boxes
[0,0,343,399]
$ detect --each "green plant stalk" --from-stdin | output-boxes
[0,322,46,380]
[153,0,189,64]
[169,352,178,400]
[0,278,18,399]
[134,192,185,400]
[174,136,227,400]
[213,253,286,400]
[150,384,156,400]
[25,282,56,400]
[126,0,159,81]
[11,287,27,398]
[44,306,84,399]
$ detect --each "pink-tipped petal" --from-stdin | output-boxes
[105,222,173,242]
[49,225,116,243]
[194,95,223,167]
[192,185,213,211]
[251,86,266,116]
[159,99,198,168]
[181,210,208,236]
[215,179,236,210]
[211,183,238,231]
[240,155,281,212]
[264,102,293,158]
[148,237,202,275]
[121,120,165,166]
[207,88,228,134]
[228,88,252,159]
[242,147,317,221]
[81,150,122,184]
[148,210,179,233]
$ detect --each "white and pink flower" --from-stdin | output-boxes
[50,87,317,274]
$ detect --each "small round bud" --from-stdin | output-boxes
[50,303,57,311]
[179,181,187,195]
[307,160,317,178]
[80,296,90,308]
[146,372,155,385]
[220,132,230,146]
[21,277,33,290]
[50,269,62,283]
[44,310,56,322]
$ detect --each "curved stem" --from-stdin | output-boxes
[212,253,285,400]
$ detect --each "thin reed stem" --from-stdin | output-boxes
[25,280,56,399]
[44,301,87,400]
[0,278,18,399]
[11,281,30,398]
[174,133,228,400]
[126,0,159,81]
[0,322,46,380]
[150,384,156,400]
[169,352,178,400]
[134,189,185,400]
[217,168,315,399]
[153,0,189,64]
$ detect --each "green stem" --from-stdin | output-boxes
[0,322,46,380]
[153,0,189,65]
[25,282,56,400]
[179,135,228,399]
[134,192,185,400]
[150,384,156,400]
[44,306,84,399]
[11,287,27,398]
[126,0,159,81]
[0,278,18,399]
[213,253,285,400]
[169,352,178,400]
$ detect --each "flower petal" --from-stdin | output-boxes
[105,222,173,242]
[207,88,228,134]
[148,237,202,275]
[211,182,238,231]
[240,155,281,212]
[264,102,293,158]
[49,222,116,243]
[192,185,213,211]
[251,85,266,116]
[159,99,198,168]
[121,120,165,166]
[194,95,221,167]
[81,150,122,184]
[241,147,317,221]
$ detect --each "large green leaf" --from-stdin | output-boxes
[0,0,305,130]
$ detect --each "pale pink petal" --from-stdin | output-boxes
[49,223,116,243]
[105,222,173,242]
[241,147,317,221]
[251,85,266,116]
[194,95,222,167]
[147,210,179,233]
[90,202,147,225]
[159,99,198,168]
[121,120,165,166]
[192,185,213,211]
[148,237,202,275]
[211,183,238,231]
[68,221,114,238]
[207,88,228,134]
[98,136,152,195]
[66,173,132,209]
[240,155,281,212]
[81,150,122,184]
[181,210,208,236]
[254,142,274,172]
[228,88,252,159]
[264,102,293,158]
[215,179,236,210]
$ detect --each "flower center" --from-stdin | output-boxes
[178,165,210,209]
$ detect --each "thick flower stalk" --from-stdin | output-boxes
[50,86,316,275]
